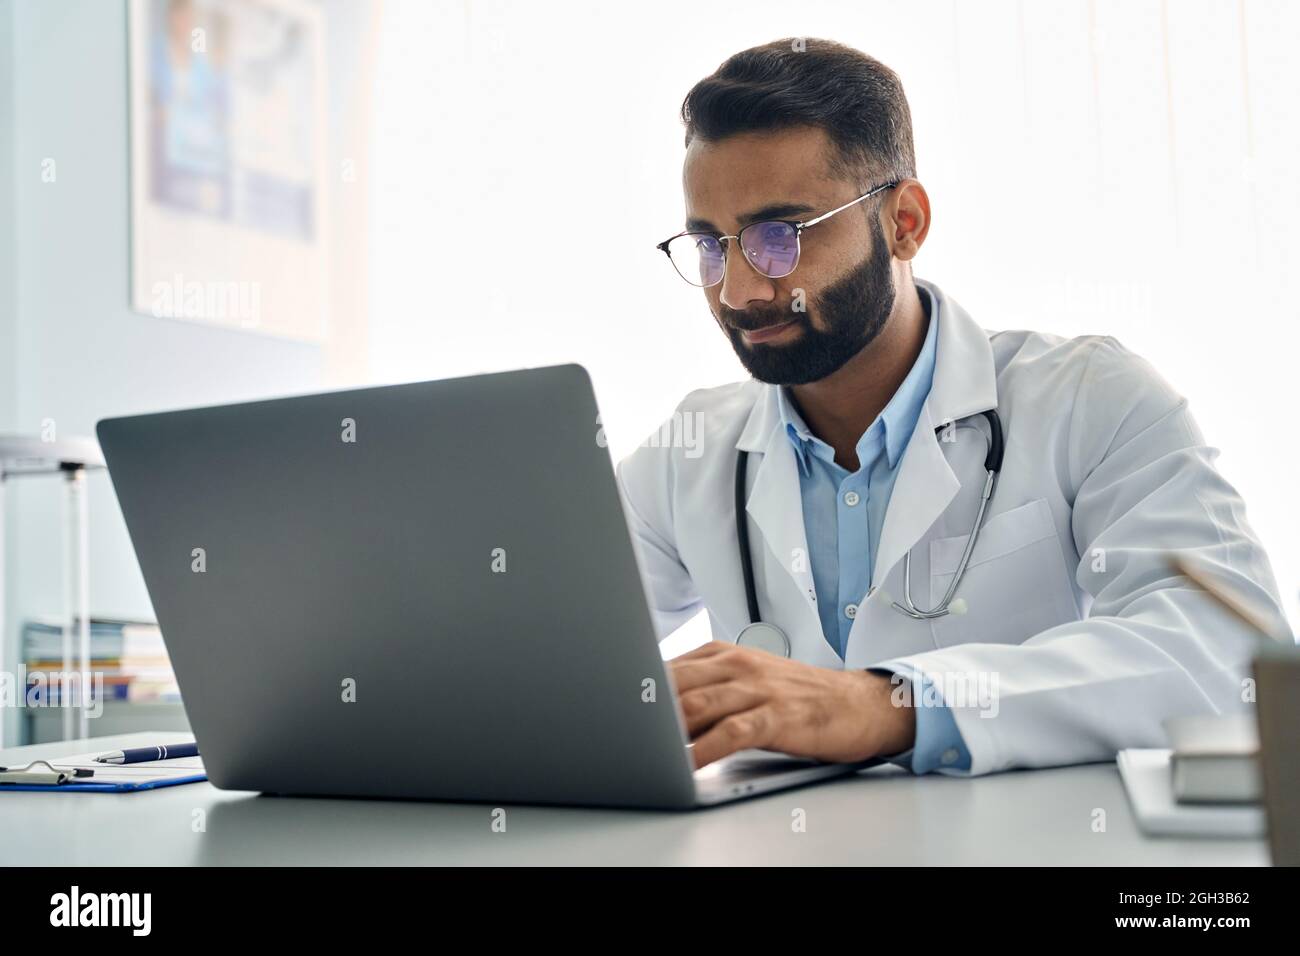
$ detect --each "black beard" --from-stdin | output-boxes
[719,218,896,386]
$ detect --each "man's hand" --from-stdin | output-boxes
[668,640,916,769]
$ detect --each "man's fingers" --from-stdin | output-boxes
[678,681,765,737]
[667,656,741,693]
[689,706,775,769]
[669,640,771,691]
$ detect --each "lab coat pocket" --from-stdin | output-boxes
[927,497,1078,647]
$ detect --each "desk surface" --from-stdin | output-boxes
[0,732,1268,866]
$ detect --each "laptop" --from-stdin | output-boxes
[97,364,878,809]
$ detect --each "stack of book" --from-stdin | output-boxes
[1167,713,1260,803]
[1116,712,1265,838]
[22,617,181,705]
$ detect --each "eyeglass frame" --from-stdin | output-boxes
[655,180,900,288]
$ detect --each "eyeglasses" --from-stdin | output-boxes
[655,181,898,288]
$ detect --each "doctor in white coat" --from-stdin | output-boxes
[618,38,1293,776]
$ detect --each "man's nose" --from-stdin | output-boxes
[718,242,778,311]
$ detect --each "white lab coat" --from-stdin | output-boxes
[615,277,1293,775]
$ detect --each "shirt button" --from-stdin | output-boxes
[843,490,861,506]
[941,748,960,765]
[844,603,858,620]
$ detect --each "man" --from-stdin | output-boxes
[616,38,1292,776]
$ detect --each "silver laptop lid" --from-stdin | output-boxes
[97,364,698,809]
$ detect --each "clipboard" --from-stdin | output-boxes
[0,751,207,793]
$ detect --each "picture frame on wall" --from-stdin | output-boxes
[128,0,329,342]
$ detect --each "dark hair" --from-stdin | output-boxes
[680,38,916,189]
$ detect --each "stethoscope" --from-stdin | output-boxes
[734,408,1005,657]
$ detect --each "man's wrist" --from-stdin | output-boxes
[855,670,916,757]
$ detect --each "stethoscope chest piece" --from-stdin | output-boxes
[735,621,792,658]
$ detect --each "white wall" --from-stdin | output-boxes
[0,2,14,432]
[368,0,1300,648]
[0,2,15,737]
[0,0,376,746]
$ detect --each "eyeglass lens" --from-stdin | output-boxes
[664,220,800,287]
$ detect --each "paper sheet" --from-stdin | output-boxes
[41,749,205,787]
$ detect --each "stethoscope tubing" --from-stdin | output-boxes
[735,408,1004,654]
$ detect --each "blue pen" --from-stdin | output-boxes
[94,742,200,765]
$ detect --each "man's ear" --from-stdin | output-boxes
[888,179,930,263]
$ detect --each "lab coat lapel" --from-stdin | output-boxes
[735,389,818,616]
[870,278,1001,591]
[871,401,961,591]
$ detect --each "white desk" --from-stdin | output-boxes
[0,732,1268,866]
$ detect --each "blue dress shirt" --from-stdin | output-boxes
[775,286,970,774]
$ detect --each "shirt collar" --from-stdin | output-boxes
[776,390,818,477]
[776,284,939,475]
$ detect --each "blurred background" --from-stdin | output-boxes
[1,0,1296,746]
